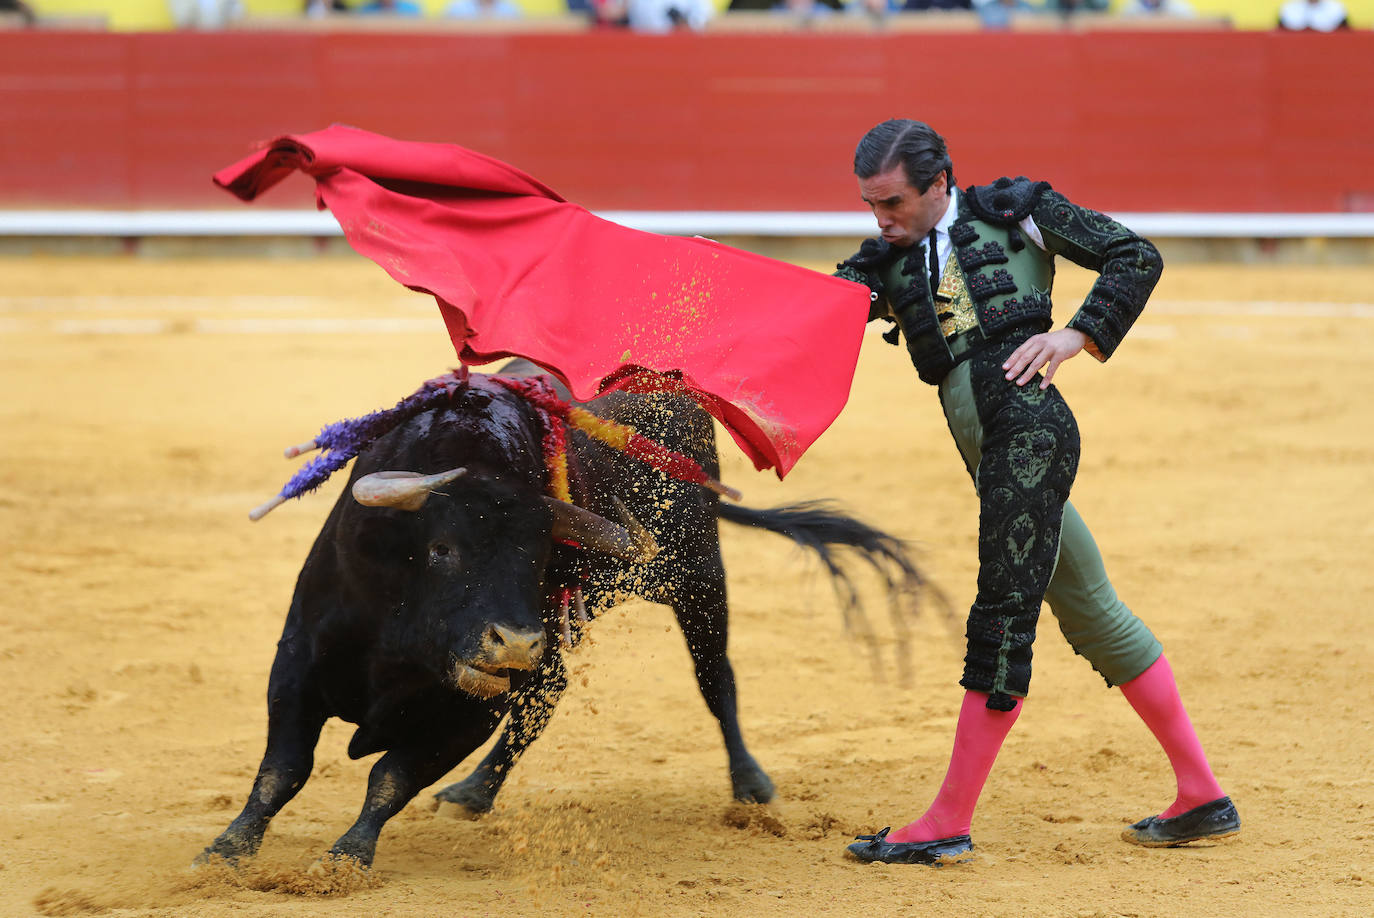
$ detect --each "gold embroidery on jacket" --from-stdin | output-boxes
[936,253,978,337]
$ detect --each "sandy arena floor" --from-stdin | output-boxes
[1,254,1371,917]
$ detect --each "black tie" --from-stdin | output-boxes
[926,229,942,298]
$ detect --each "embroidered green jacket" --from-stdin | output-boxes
[835,177,1164,385]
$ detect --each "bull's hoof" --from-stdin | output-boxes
[433,778,496,818]
[194,829,261,867]
[325,841,376,870]
[192,848,238,869]
[304,852,381,894]
[730,762,776,805]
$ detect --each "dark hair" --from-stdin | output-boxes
[853,119,955,193]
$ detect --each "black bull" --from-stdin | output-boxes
[201,361,923,868]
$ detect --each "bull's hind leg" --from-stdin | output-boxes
[198,637,327,864]
[433,649,568,815]
[671,578,775,804]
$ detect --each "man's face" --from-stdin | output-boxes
[858,165,949,249]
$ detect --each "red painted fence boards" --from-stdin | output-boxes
[2,29,1372,213]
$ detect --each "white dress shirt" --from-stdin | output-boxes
[922,186,1047,280]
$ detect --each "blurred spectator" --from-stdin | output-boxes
[1119,0,1192,13]
[774,0,838,21]
[902,0,972,9]
[355,0,424,14]
[626,0,713,31]
[168,0,244,27]
[1277,0,1348,30]
[0,0,36,25]
[304,0,350,16]
[976,0,1037,28]
[568,0,630,27]
[847,0,898,19]
[1121,0,1194,13]
[446,0,523,17]
[1046,0,1107,12]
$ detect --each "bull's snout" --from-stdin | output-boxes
[452,623,545,699]
[482,623,545,671]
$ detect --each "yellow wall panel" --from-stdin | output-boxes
[28,0,169,30]
[1112,0,1373,30]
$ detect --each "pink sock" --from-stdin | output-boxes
[888,690,1022,844]
[1119,655,1225,818]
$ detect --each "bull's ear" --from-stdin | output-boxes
[352,513,411,564]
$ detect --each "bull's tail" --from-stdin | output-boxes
[717,502,954,671]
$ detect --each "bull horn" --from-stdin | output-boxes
[609,497,661,562]
[544,496,660,563]
[352,467,468,511]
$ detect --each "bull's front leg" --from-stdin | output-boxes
[198,639,327,865]
[432,648,568,815]
[671,580,775,805]
[329,717,501,867]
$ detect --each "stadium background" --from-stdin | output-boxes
[2,4,1374,222]
[3,8,1373,918]
[13,0,1374,30]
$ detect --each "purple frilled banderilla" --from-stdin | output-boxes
[248,369,475,522]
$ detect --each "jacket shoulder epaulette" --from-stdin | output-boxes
[964,176,1053,226]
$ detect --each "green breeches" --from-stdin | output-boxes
[939,351,1162,693]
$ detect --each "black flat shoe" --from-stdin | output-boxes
[846,827,974,865]
[1121,796,1241,847]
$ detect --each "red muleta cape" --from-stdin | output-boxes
[214,125,870,477]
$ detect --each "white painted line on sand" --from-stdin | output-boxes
[0,294,424,314]
[1147,300,1374,318]
[51,318,172,335]
[11,318,441,335]
[195,318,440,334]
[2,299,1370,336]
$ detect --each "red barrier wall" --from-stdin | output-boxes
[2,29,1372,214]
